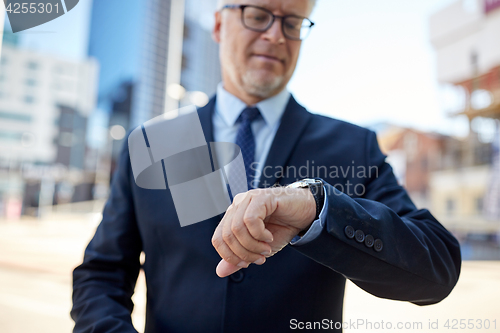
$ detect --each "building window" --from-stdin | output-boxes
[181,54,188,70]
[0,111,32,122]
[421,157,428,171]
[59,112,74,129]
[404,132,418,162]
[446,198,455,214]
[0,131,23,142]
[25,78,37,86]
[24,96,35,104]
[476,197,483,213]
[26,61,39,70]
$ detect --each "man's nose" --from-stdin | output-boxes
[261,19,285,44]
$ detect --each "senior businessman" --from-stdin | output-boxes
[71,0,462,332]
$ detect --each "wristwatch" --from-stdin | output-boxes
[286,178,325,221]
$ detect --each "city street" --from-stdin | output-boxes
[0,216,499,333]
[0,215,146,333]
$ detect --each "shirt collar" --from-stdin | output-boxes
[215,82,290,127]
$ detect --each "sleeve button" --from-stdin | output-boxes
[354,230,365,243]
[344,226,355,239]
[374,239,383,252]
[364,234,374,247]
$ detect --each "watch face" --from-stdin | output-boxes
[286,179,321,188]
[287,181,309,189]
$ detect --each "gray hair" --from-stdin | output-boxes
[217,0,317,15]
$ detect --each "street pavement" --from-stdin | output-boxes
[0,215,146,333]
[0,216,499,333]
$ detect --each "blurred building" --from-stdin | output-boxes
[0,44,97,164]
[430,0,500,257]
[182,0,222,97]
[377,125,452,208]
[87,0,221,167]
[0,40,98,217]
[430,0,500,117]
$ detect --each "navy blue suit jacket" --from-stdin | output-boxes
[72,95,461,332]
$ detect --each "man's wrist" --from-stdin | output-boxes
[285,179,324,237]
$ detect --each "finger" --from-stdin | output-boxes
[229,196,272,256]
[213,228,250,268]
[222,213,267,265]
[214,205,257,266]
[216,259,241,278]
[243,194,274,243]
[212,206,245,266]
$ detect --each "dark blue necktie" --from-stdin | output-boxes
[235,107,261,190]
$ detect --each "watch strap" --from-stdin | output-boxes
[309,181,324,221]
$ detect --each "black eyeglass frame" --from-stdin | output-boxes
[221,4,315,41]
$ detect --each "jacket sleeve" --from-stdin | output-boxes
[291,130,461,305]
[71,140,142,332]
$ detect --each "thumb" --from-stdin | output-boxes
[216,259,242,278]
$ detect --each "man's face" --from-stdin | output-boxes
[213,0,310,100]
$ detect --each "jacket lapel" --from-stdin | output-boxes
[197,95,216,144]
[258,95,313,188]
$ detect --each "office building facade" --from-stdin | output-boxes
[88,0,221,164]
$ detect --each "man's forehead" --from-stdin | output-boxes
[220,0,310,16]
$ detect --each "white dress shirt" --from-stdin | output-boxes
[213,82,290,185]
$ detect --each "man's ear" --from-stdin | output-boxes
[212,11,222,44]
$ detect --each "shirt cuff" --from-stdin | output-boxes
[290,186,328,246]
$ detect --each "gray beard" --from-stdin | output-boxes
[240,70,284,99]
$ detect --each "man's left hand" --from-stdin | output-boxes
[212,187,316,277]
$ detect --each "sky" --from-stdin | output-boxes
[288,0,470,136]
[2,0,471,138]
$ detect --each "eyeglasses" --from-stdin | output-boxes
[221,4,315,41]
